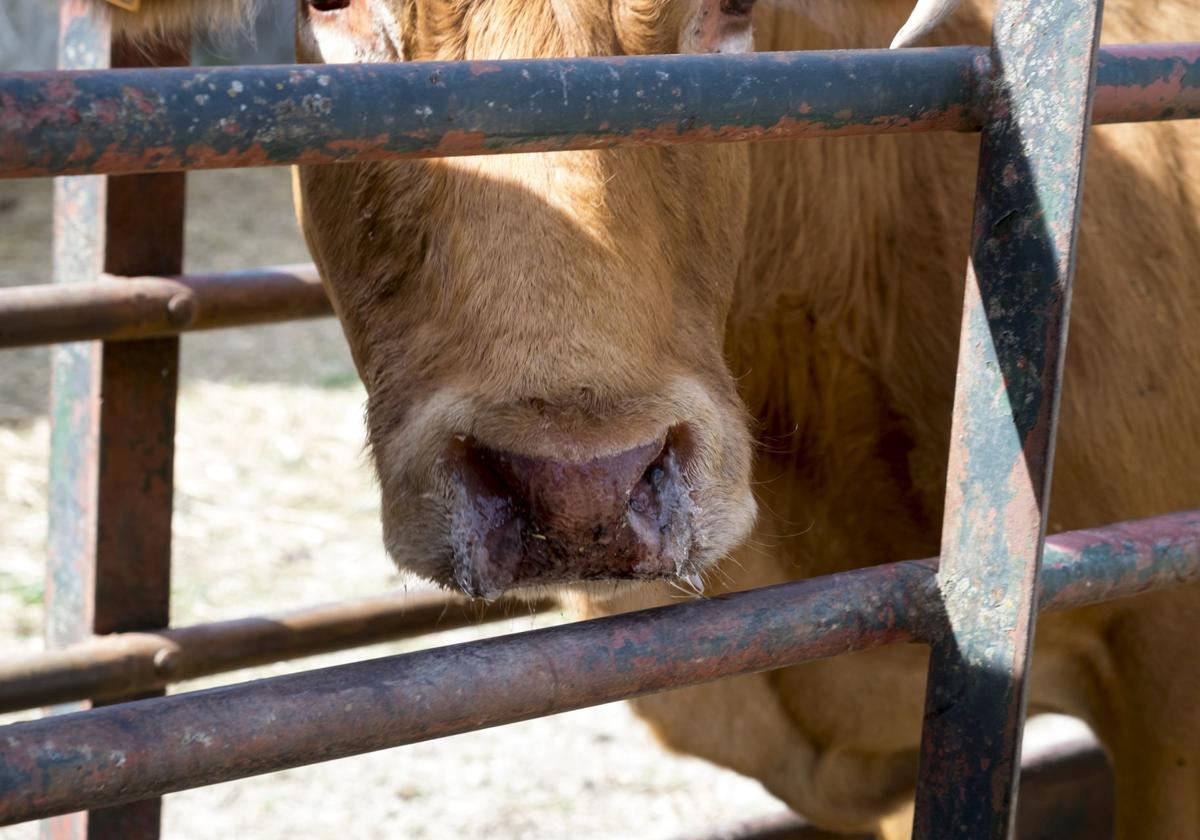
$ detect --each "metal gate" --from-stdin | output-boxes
[1,0,1198,837]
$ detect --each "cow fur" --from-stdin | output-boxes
[90,0,259,38]
[94,1,1200,837]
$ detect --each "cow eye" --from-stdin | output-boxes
[309,0,351,11]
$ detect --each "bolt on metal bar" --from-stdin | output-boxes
[1,510,1197,827]
[0,591,556,714]
[0,264,331,349]
[910,0,1106,836]
[0,44,1196,179]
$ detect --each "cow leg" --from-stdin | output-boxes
[873,800,914,840]
[1106,738,1199,840]
[1102,605,1200,839]
[630,674,918,834]
[1059,589,1200,840]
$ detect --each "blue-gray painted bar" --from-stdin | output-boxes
[911,0,1106,836]
[1,44,1197,179]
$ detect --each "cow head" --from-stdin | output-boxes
[296,1,767,601]
[97,0,960,600]
[294,0,963,601]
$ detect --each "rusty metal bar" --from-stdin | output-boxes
[0,44,1196,180]
[2,505,1190,717]
[1,511,1197,827]
[42,5,190,838]
[1038,512,1200,611]
[911,0,1105,835]
[0,561,935,825]
[1094,42,1200,124]
[0,591,556,714]
[0,264,330,349]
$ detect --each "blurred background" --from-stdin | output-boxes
[0,1,789,837]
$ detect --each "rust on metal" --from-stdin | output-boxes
[0,45,1196,179]
[0,264,331,349]
[0,47,981,178]
[1093,42,1200,124]
[0,591,557,713]
[911,0,1105,835]
[1,511,1198,826]
[42,6,188,837]
[1039,510,1200,611]
[0,560,934,825]
[4,508,1191,716]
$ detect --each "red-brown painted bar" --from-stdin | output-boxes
[0,264,330,349]
[2,505,1189,716]
[1,510,1196,827]
[42,6,189,838]
[0,45,1196,180]
[0,560,934,825]
[0,591,556,713]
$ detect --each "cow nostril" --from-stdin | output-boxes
[628,440,681,525]
[645,464,666,491]
[445,432,693,597]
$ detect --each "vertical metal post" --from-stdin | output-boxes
[45,3,188,838]
[910,0,1105,837]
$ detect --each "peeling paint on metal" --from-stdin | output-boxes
[911,0,1106,836]
[1,46,1195,179]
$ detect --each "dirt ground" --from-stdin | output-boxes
[0,169,789,839]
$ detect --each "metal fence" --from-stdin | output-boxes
[0,0,1198,837]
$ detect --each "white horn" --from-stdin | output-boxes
[890,0,961,49]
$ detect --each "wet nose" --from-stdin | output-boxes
[443,434,694,599]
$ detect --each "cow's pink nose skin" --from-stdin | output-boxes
[443,433,695,599]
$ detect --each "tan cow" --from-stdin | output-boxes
[101,1,1200,837]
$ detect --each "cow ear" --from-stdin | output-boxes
[680,0,757,55]
[298,0,406,63]
[93,0,259,40]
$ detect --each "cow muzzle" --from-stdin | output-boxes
[442,431,697,600]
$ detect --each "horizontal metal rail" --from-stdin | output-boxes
[0,44,1196,179]
[0,265,332,348]
[0,591,556,714]
[1,510,1196,826]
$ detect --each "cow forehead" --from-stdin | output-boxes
[299,0,749,63]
